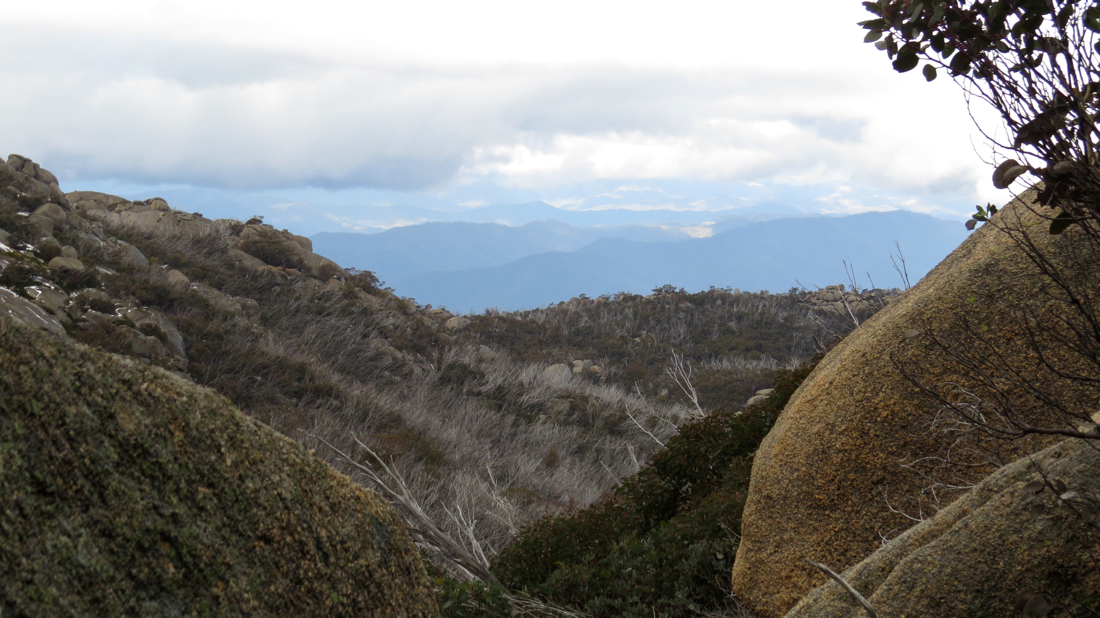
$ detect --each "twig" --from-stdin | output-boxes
[806,559,878,618]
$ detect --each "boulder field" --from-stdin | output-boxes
[732,190,1100,617]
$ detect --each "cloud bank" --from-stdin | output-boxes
[1,1,1011,224]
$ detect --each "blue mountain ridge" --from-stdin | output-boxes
[386,210,969,313]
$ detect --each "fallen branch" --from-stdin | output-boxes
[806,559,878,618]
[307,432,501,586]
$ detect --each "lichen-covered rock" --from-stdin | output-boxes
[786,436,1100,618]
[0,287,65,333]
[732,191,1098,617]
[0,321,438,617]
[443,316,471,331]
[47,256,85,274]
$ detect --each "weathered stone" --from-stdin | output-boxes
[34,166,58,186]
[543,364,572,380]
[24,285,68,313]
[166,269,191,297]
[34,203,67,232]
[787,437,1100,618]
[369,339,405,363]
[287,233,312,253]
[60,246,77,259]
[732,191,1095,617]
[121,307,187,359]
[26,214,53,237]
[191,283,243,315]
[0,321,437,616]
[111,325,163,359]
[0,288,65,333]
[228,248,266,270]
[303,252,342,279]
[47,257,85,274]
[428,308,453,320]
[443,316,471,331]
[744,394,769,407]
[115,242,148,269]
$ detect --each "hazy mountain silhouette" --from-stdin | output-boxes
[313,219,708,282]
[387,211,968,313]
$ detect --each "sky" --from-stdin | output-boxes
[2,0,1015,235]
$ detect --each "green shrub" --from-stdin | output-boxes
[440,578,512,618]
[490,357,820,617]
[0,259,46,294]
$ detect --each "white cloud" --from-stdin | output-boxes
[0,0,1012,224]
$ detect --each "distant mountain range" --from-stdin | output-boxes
[313,219,762,283]
[313,211,969,313]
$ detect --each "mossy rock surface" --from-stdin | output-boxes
[786,436,1100,618]
[0,320,437,617]
[732,191,1098,617]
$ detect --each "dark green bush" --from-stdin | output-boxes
[490,357,820,617]
[0,259,46,294]
[439,578,512,618]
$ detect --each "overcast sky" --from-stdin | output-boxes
[3,1,1012,233]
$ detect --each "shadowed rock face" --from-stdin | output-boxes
[732,191,1100,618]
[0,320,438,617]
[786,436,1100,618]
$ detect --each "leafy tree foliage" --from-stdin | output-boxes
[861,0,1100,232]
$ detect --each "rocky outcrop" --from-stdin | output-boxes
[732,191,1098,617]
[0,319,438,616]
[3,154,70,208]
[0,287,65,333]
[69,191,219,237]
[786,434,1100,618]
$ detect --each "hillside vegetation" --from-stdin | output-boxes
[0,154,901,614]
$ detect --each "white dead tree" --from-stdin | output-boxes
[308,433,589,618]
[310,433,501,585]
[666,349,705,419]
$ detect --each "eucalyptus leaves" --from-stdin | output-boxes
[861,0,1100,234]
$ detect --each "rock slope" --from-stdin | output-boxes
[732,190,1099,617]
[0,318,437,616]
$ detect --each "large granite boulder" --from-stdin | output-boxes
[786,434,1100,618]
[0,320,438,617]
[732,190,1099,617]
